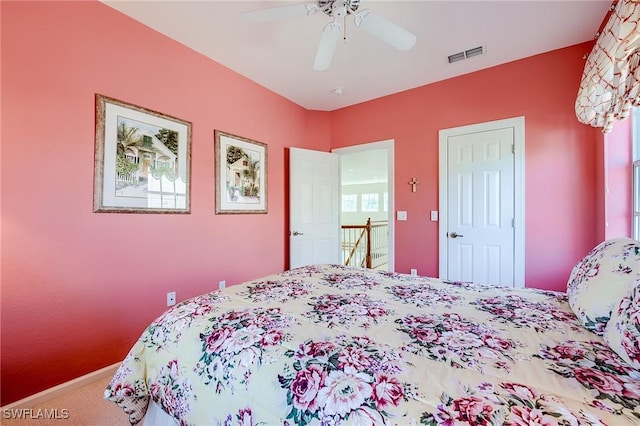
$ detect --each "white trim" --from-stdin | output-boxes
[332,140,395,272]
[1,363,120,410]
[604,135,609,232]
[633,108,640,240]
[438,116,525,287]
[634,159,640,240]
[633,108,640,162]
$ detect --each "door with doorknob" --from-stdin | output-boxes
[445,126,515,286]
[289,148,340,269]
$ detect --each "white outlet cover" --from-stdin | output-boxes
[397,211,407,221]
[167,291,176,306]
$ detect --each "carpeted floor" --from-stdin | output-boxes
[2,376,132,425]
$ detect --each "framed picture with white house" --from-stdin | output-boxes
[93,94,191,213]
[214,130,267,214]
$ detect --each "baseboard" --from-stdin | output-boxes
[1,362,120,410]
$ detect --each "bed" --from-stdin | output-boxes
[105,241,640,425]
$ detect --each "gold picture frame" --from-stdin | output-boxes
[93,94,191,213]
[214,130,267,214]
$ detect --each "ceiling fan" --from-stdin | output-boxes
[240,0,417,71]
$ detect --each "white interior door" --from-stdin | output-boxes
[289,147,340,269]
[439,117,525,287]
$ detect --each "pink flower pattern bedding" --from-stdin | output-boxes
[105,264,640,425]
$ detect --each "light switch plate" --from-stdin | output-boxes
[430,211,438,221]
[397,211,407,221]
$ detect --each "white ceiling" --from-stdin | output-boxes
[101,0,611,111]
[340,148,388,185]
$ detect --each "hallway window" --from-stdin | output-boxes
[342,194,357,212]
[362,193,379,212]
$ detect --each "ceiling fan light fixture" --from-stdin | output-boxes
[332,1,348,18]
[319,0,360,17]
[243,0,416,71]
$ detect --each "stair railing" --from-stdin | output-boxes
[341,218,388,269]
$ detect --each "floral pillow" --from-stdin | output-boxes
[567,238,640,335]
[603,278,640,369]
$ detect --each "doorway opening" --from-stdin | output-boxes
[333,140,395,272]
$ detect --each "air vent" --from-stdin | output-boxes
[447,46,484,64]
[447,52,466,63]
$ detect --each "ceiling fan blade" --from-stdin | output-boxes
[314,20,342,71]
[354,9,416,51]
[240,3,319,24]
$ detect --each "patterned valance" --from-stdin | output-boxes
[575,0,640,133]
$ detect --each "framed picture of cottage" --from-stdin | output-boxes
[93,94,191,213]
[214,130,267,214]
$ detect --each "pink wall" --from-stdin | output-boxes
[329,43,604,291]
[1,1,616,406]
[1,1,328,405]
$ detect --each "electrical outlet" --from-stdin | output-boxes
[219,280,226,290]
[167,291,176,307]
[410,269,417,276]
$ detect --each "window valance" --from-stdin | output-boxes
[575,0,640,133]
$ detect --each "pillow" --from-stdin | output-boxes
[603,278,640,369]
[567,238,640,334]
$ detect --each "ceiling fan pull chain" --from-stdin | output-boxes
[343,15,348,43]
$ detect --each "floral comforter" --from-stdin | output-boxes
[105,264,640,425]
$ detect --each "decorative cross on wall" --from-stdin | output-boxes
[408,177,420,192]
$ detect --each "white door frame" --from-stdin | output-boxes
[438,117,525,287]
[332,140,395,272]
